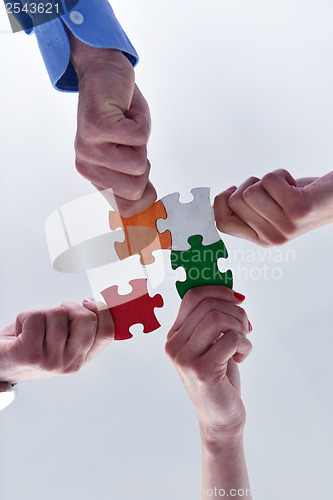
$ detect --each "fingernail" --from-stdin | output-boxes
[227,185,237,190]
[234,292,246,301]
[248,320,253,333]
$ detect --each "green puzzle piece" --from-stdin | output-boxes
[171,235,233,298]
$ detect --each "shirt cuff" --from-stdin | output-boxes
[33,0,139,92]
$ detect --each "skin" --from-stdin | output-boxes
[0,299,114,385]
[214,169,333,247]
[165,286,252,499]
[68,32,156,217]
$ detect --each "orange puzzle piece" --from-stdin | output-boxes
[109,201,172,265]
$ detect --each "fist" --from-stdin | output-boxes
[165,286,252,437]
[69,33,156,216]
[213,169,332,247]
[0,300,114,385]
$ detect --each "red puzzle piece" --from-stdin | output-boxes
[101,278,164,340]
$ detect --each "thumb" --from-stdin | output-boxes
[303,172,333,210]
[82,299,115,362]
[214,186,259,243]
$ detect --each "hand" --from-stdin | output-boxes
[0,299,114,385]
[68,33,156,216]
[214,169,333,247]
[165,286,252,440]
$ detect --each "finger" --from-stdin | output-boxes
[242,182,294,234]
[76,134,148,176]
[174,312,248,360]
[214,186,260,243]
[94,180,157,217]
[169,296,249,348]
[169,286,246,337]
[260,169,297,207]
[200,329,252,367]
[296,177,318,188]
[43,307,69,362]
[228,178,287,246]
[76,158,151,201]
[15,311,46,357]
[130,85,151,122]
[60,302,97,367]
[83,108,150,148]
[82,298,115,363]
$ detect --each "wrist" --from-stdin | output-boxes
[199,421,245,452]
[67,30,132,80]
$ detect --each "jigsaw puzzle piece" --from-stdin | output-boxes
[101,278,164,340]
[156,187,220,251]
[171,235,233,298]
[109,200,171,264]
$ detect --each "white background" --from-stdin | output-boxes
[0,1,333,499]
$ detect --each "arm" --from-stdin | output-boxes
[214,169,333,247]
[15,0,154,215]
[0,298,114,385]
[165,286,252,499]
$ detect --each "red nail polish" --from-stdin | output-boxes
[234,292,246,301]
[248,321,253,332]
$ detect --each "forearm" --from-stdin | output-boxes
[200,432,251,499]
[67,28,133,81]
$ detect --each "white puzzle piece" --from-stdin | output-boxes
[156,187,220,251]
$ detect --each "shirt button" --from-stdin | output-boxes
[69,11,84,25]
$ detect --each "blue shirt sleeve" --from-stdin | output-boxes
[23,0,139,92]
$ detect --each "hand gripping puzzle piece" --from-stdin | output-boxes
[101,278,164,341]
[109,201,172,266]
[156,187,220,251]
[171,235,233,298]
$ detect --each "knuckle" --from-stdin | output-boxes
[261,172,278,185]
[126,181,146,201]
[28,310,45,324]
[118,203,136,218]
[206,310,222,326]
[183,287,201,303]
[215,215,233,234]
[242,185,257,203]
[75,159,89,177]
[81,310,98,329]
[65,360,84,375]
[227,191,240,209]
[50,307,68,324]
[201,297,219,313]
[237,307,248,324]
[267,232,289,246]
[131,158,147,176]
[135,122,150,145]
[226,329,241,344]
[164,339,175,359]
[278,219,297,237]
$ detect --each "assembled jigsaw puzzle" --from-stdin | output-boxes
[46,187,233,340]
